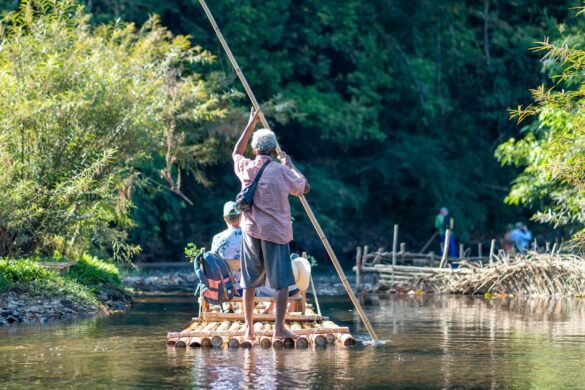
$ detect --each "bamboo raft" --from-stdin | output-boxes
[166,300,356,349]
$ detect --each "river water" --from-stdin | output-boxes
[2,294,585,389]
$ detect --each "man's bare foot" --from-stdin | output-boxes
[243,323,255,340]
[273,329,295,339]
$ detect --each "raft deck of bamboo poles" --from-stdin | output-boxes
[166,301,356,349]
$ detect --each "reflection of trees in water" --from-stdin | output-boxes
[176,347,352,389]
[371,295,585,336]
[364,295,585,388]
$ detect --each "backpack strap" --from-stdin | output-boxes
[194,252,208,287]
[252,159,271,186]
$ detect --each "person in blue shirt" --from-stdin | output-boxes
[510,222,532,254]
[211,201,243,289]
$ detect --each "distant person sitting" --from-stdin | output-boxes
[435,207,456,258]
[511,222,532,254]
[211,201,243,293]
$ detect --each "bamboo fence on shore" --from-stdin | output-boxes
[412,253,585,296]
[353,224,580,296]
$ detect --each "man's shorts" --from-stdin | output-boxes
[240,231,295,290]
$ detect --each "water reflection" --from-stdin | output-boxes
[166,344,353,389]
[2,295,585,388]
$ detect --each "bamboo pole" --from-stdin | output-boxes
[166,338,178,346]
[176,337,189,348]
[459,244,464,260]
[283,338,295,348]
[419,231,438,253]
[439,229,451,268]
[211,335,223,348]
[272,338,284,348]
[360,246,368,291]
[311,334,327,347]
[326,334,337,344]
[392,225,398,286]
[355,247,362,292]
[228,337,240,349]
[201,337,212,348]
[489,239,496,266]
[260,336,272,349]
[198,0,377,342]
[239,337,253,348]
[338,333,357,346]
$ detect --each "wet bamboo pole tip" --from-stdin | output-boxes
[228,337,240,349]
[200,337,212,348]
[211,335,223,348]
[260,336,272,349]
[175,337,189,348]
[189,337,202,348]
[311,334,327,347]
[296,336,309,349]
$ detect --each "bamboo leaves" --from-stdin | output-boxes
[0,0,225,259]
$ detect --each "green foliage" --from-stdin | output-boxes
[496,19,585,246]
[0,0,226,260]
[0,0,580,262]
[0,258,97,304]
[0,274,8,293]
[184,243,200,264]
[67,254,122,288]
[0,258,54,283]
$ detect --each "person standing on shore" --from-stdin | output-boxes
[233,109,310,341]
[435,207,457,258]
[511,222,532,254]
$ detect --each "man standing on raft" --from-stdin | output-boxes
[233,109,310,341]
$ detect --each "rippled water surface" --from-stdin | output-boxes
[2,294,585,389]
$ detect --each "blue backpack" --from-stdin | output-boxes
[194,251,237,305]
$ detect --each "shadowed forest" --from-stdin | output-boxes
[0,0,583,264]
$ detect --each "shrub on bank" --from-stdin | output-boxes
[0,259,97,304]
[0,256,128,306]
[67,255,122,289]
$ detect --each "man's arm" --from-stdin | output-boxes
[279,152,310,194]
[233,109,260,156]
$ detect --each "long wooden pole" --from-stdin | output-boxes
[392,225,398,286]
[198,0,378,341]
[439,229,451,268]
[419,231,438,253]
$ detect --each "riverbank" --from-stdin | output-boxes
[122,266,354,296]
[0,256,131,326]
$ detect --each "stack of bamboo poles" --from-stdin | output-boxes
[167,320,356,349]
[412,253,585,296]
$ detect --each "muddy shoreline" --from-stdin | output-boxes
[0,288,131,327]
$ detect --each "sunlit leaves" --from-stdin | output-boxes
[0,0,225,259]
[497,25,585,247]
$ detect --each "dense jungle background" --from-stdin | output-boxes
[0,0,582,264]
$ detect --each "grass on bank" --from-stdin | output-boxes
[0,255,126,306]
